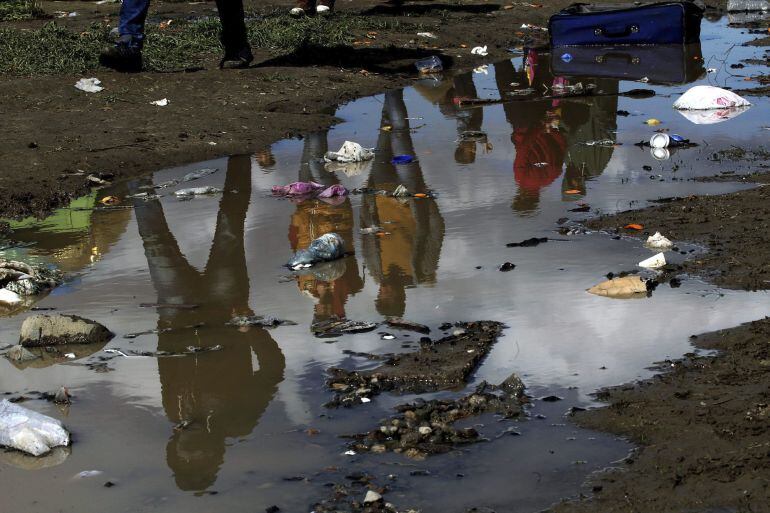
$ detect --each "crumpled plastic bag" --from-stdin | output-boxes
[324,141,374,163]
[587,276,648,299]
[287,233,345,270]
[646,232,673,250]
[0,400,70,457]
[673,85,751,110]
[271,182,348,199]
[74,78,104,93]
[174,186,222,197]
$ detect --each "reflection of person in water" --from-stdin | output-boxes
[360,90,445,317]
[132,155,285,492]
[494,50,618,214]
[438,74,485,165]
[288,130,364,323]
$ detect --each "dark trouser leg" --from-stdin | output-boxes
[215,0,249,52]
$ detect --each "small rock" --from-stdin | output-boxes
[418,426,432,436]
[6,345,39,362]
[363,490,382,504]
[499,262,516,272]
[20,315,114,347]
[53,386,71,405]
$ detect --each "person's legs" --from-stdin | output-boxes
[215,0,253,68]
[118,0,151,47]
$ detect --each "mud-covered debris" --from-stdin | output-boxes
[385,318,430,334]
[5,344,39,362]
[499,262,516,272]
[326,321,505,407]
[181,168,217,182]
[0,399,70,456]
[311,475,412,513]
[0,260,62,297]
[54,386,71,405]
[588,276,649,299]
[345,374,527,458]
[287,233,345,270]
[20,314,114,347]
[506,237,547,248]
[324,141,375,164]
[392,185,410,197]
[227,315,297,329]
[174,186,222,197]
[313,317,378,338]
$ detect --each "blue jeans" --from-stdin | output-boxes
[118,0,248,51]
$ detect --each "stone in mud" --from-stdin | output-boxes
[345,374,527,458]
[326,321,505,407]
[0,260,62,297]
[20,314,114,347]
[5,344,39,362]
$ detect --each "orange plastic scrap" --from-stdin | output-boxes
[100,196,120,205]
[564,189,581,194]
[414,193,428,198]
[624,223,644,230]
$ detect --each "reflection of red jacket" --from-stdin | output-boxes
[513,126,567,194]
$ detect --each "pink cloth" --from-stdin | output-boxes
[272,181,348,198]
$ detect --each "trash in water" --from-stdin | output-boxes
[75,470,103,479]
[0,260,63,297]
[499,262,516,272]
[417,32,437,39]
[707,67,717,74]
[272,181,348,199]
[580,139,615,147]
[473,65,489,74]
[391,155,415,165]
[587,276,648,299]
[415,56,443,74]
[673,85,751,110]
[287,233,345,270]
[360,226,383,235]
[646,232,673,250]
[311,317,378,338]
[174,186,222,197]
[100,196,120,205]
[317,185,348,198]
[0,289,22,307]
[386,318,430,334]
[226,316,297,328]
[0,399,70,456]
[393,184,410,197]
[324,141,375,164]
[181,168,217,182]
[727,0,769,11]
[150,98,169,107]
[471,46,488,56]
[649,133,691,148]
[645,118,662,126]
[506,237,548,248]
[74,78,103,93]
[639,252,667,269]
[624,223,644,230]
[651,147,671,161]
[363,490,382,503]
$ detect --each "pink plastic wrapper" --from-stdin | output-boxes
[272,182,348,199]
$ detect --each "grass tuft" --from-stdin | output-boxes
[0,0,45,22]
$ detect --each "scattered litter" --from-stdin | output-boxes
[707,68,717,74]
[499,262,516,272]
[74,78,103,93]
[0,288,22,306]
[415,56,443,74]
[363,490,382,503]
[312,317,378,337]
[64,353,76,359]
[360,398,372,403]
[272,181,348,199]
[287,233,345,270]
[646,232,673,250]
[0,400,70,457]
[639,76,650,83]
[645,118,662,126]
[588,276,648,299]
[417,32,437,39]
[86,174,110,186]
[520,23,547,30]
[581,139,615,147]
[624,223,644,230]
[344,450,356,456]
[727,0,769,11]
[639,252,667,269]
[471,46,488,56]
[473,65,489,74]
[673,85,751,110]
[181,168,217,182]
[324,141,374,163]
[54,387,71,405]
[174,186,222,197]
[381,334,396,340]
[391,155,415,165]
[459,130,488,142]
[393,184,410,197]
[150,98,169,107]
[75,470,103,479]
[565,189,581,194]
[649,133,690,148]
[360,226,383,235]
[227,316,297,328]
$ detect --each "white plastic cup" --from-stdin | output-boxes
[649,133,670,148]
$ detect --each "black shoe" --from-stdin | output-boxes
[219,46,254,69]
[100,38,143,72]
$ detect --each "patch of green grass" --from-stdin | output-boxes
[0,0,45,22]
[0,11,421,75]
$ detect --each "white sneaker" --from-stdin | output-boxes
[290,7,306,16]
[316,4,331,15]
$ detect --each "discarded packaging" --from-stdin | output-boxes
[181,168,217,182]
[74,78,103,93]
[0,400,70,456]
[391,155,415,165]
[417,32,438,39]
[287,233,345,270]
[471,45,489,56]
[272,181,348,199]
[673,85,750,110]
[587,276,648,299]
[0,288,22,306]
[639,252,667,269]
[324,141,375,163]
[393,185,410,197]
[360,226,383,235]
[650,133,688,148]
[646,231,673,250]
[415,56,443,74]
[150,98,169,106]
[174,186,222,197]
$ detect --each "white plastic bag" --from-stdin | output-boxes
[646,232,673,250]
[74,78,104,93]
[324,141,374,163]
[639,252,667,269]
[0,288,21,306]
[673,85,750,110]
[0,400,70,456]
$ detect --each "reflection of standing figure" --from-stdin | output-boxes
[288,130,364,323]
[360,90,445,317]
[438,74,485,165]
[133,156,285,492]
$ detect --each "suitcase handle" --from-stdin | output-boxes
[594,24,639,38]
[594,52,641,65]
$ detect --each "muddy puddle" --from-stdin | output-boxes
[2,14,770,513]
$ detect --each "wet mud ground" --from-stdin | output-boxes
[1,4,770,513]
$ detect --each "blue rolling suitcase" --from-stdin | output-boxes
[549,2,704,46]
